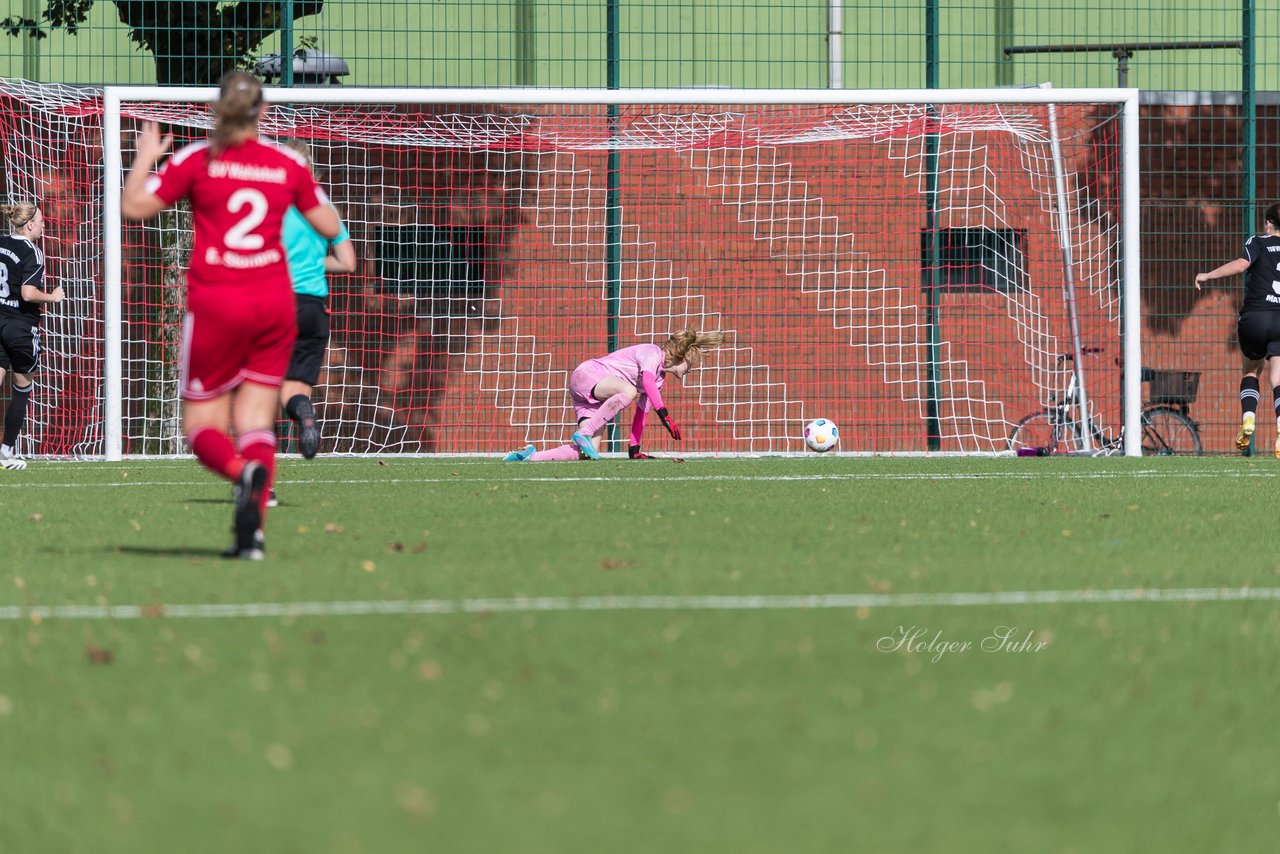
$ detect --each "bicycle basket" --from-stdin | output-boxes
[1146,369,1200,405]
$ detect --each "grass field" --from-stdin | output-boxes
[1,455,1278,853]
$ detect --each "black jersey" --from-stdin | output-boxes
[0,234,45,323]
[1240,233,1280,313]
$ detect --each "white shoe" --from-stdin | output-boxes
[0,449,26,471]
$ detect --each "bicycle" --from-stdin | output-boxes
[1008,347,1204,456]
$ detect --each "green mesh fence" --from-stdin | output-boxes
[3,2,1280,454]
[2,2,1275,90]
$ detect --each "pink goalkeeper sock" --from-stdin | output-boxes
[578,392,632,436]
[529,443,583,462]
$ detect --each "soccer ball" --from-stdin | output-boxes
[803,418,839,452]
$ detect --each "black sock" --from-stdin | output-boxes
[4,383,32,447]
[1272,386,1280,419]
[285,394,315,424]
[1241,375,1260,416]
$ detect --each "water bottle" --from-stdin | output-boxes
[1016,446,1050,457]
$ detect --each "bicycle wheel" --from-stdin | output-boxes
[1009,411,1082,454]
[1139,406,1203,456]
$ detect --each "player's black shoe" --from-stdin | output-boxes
[293,398,320,459]
[225,461,267,559]
[299,419,320,459]
[222,529,265,561]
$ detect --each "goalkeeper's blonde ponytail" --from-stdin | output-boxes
[662,326,725,368]
[282,139,314,166]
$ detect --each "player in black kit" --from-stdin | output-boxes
[1195,203,1280,456]
[0,202,64,470]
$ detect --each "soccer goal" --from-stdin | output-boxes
[0,82,1140,459]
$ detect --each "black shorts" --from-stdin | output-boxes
[0,317,40,375]
[286,295,330,386]
[1237,310,1280,361]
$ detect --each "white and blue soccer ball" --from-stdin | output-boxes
[803,418,839,453]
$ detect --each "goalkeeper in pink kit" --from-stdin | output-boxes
[505,327,724,461]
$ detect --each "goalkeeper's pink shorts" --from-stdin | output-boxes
[568,361,612,421]
[180,281,298,402]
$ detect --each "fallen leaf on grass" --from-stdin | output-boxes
[265,743,293,770]
[396,785,435,818]
[85,644,114,665]
[323,522,345,533]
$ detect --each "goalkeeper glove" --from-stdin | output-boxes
[655,407,682,440]
[628,445,654,459]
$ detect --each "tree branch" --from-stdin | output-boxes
[7,1,326,84]
[110,1,325,84]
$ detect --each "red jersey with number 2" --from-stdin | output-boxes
[147,138,324,294]
[148,137,324,399]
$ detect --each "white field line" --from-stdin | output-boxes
[3,588,1279,622]
[0,468,1273,490]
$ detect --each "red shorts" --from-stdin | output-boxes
[180,282,298,401]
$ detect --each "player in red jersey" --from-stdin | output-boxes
[121,71,341,559]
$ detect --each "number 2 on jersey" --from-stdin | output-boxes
[224,188,268,251]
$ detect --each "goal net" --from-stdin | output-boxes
[0,82,1138,458]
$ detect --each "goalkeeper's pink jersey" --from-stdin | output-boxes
[583,343,667,410]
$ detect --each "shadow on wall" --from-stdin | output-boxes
[1079,101,1280,341]
[321,104,531,452]
[1143,102,1247,337]
[1080,102,1251,339]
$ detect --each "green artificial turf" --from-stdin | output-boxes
[0,456,1276,853]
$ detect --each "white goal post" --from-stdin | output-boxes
[15,84,1142,458]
